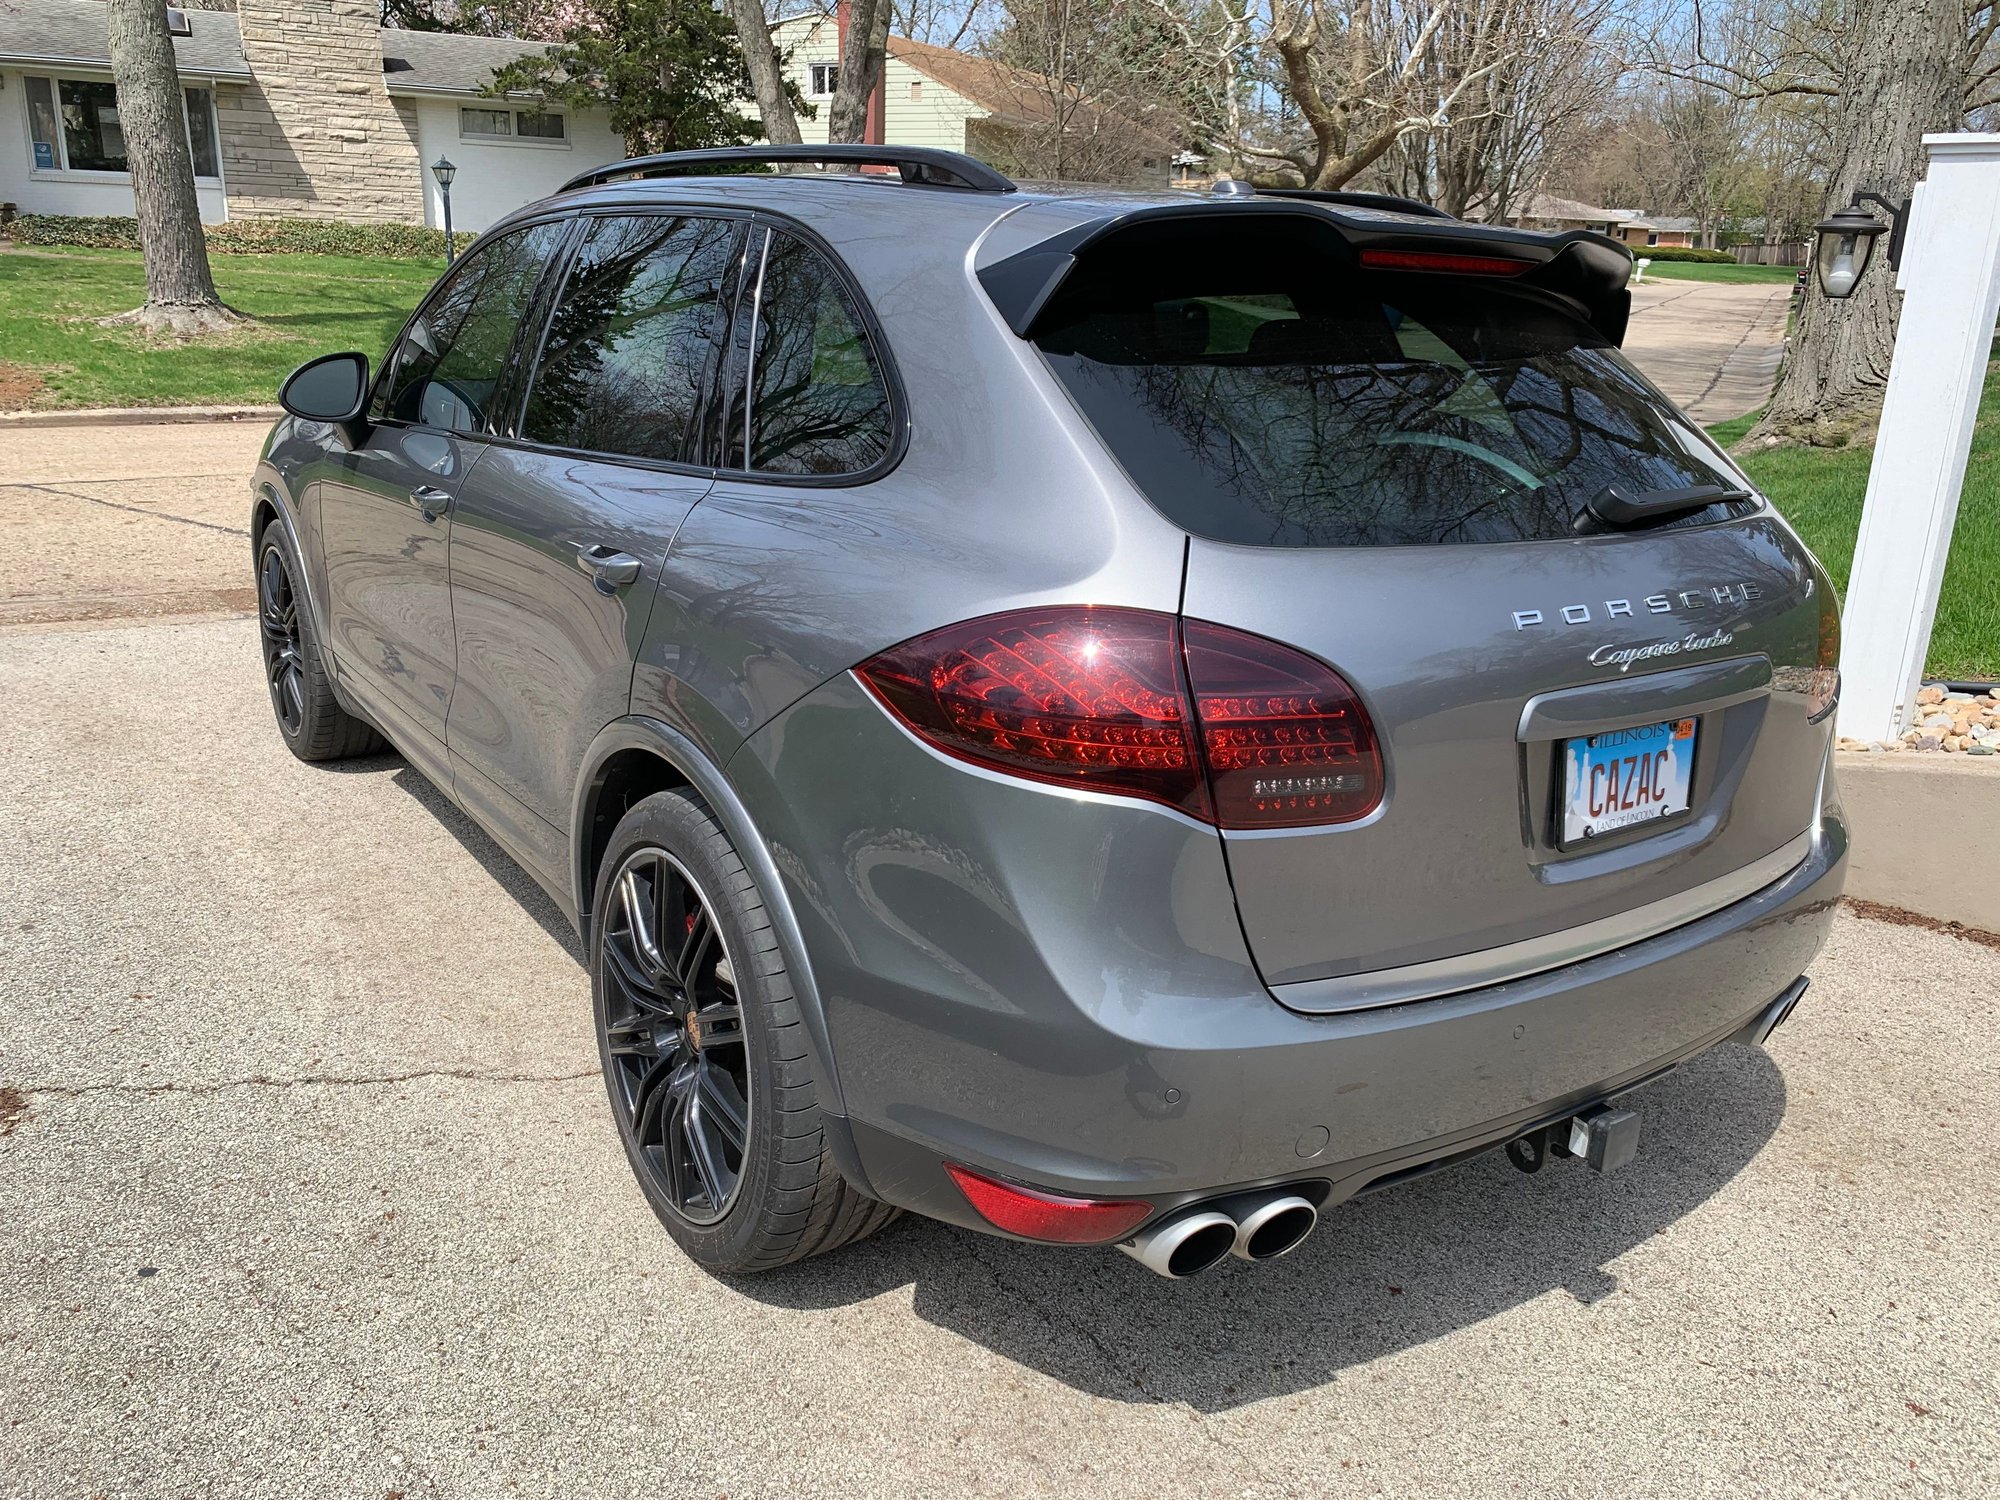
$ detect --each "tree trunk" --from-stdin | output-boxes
[830,0,890,144]
[1747,0,1964,448]
[725,0,803,145]
[102,0,242,336]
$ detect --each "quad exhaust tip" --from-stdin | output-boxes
[1119,1191,1320,1278]
[1229,1194,1318,1262]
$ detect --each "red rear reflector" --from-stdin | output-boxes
[1183,618,1384,828]
[853,606,1211,820]
[857,607,1384,831]
[1360,248,1531,277]
[944,1163,1153,1244]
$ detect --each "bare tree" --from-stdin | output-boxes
[1377,0,1617,219]
[1644,0,1975,445]
[831,0,893,142]
[1255,0,1526,190]
[102,0,241,336]
[895,0,998,49]
[723,0,805,144]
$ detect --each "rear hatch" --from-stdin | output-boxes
[1007,206,1836,1009]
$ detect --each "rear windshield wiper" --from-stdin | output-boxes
[1581,482,1752,530]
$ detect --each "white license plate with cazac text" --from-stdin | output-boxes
[1561,717,1697,845]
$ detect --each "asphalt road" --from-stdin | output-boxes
[2,425,1997,1499]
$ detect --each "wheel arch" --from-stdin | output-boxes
[570,716,869,1189]
[250,469,329,643]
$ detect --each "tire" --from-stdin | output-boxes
[256,519,384,763]
[591,789,898,1273]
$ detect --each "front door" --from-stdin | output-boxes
[445,212,741,880]
[318,218,571,748]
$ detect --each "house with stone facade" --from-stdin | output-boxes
[0,0,624,233]
[0,0,1171,237]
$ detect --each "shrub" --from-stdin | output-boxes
[1630,245,1735,264]
[6,214,141,249]
[4,214,474,258]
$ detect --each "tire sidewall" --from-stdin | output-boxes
[257,521,311,749]
[590,790,788,1270]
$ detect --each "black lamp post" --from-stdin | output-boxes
[431,156,458,265]
[1812,192,1909,300]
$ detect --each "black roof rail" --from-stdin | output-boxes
[1253,187,1456,221]
[561,145,1017,196]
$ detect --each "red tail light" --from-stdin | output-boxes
[854,607,1384,830]
[1807,582,1840,721]
[1183,618,1384,828]
[944,1163,1153,1243]
[1360,247,1533,277]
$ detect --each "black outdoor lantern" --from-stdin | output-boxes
[1813,192,1909,300]
[431,156,458,264]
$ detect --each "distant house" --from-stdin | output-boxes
[0,0,623,233]
[769,11,1173,185]
[1504,194,1639,237]
[1504,195,1703,249]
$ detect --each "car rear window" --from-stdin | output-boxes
[1032,230,1756,548]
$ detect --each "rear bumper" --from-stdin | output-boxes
[732,673,1848,1238]
[847,805,1845,1234]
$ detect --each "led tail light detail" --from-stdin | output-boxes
[856,607,1384,830]
[854,606,1211,819]
[1182,618,1384,828]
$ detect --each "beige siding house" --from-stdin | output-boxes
[769,12,1172,184]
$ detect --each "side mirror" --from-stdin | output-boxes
[279,352,370,423]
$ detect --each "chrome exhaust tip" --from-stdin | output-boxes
[1228,1194,1318,1261]
[1117,1209,1238,1279]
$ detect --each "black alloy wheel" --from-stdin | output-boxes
[599,847,751,1225]
[258,542,307,738]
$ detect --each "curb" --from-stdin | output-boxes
[1837,753,2000,934]
[0,404,281,429]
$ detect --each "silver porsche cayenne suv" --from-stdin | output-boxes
[252,147,1846,1278]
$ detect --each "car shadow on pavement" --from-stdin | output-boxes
[322,754,585,963]
[735,1043,1787,1412]
[343,749,1788,1413]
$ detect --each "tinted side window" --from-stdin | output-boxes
[748,233,893,476]
[380,219,566,433]
[522,214,740,462]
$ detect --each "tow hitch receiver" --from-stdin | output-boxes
[1505,1104,1641,1177]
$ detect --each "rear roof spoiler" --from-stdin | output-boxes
[977,201,1635,345]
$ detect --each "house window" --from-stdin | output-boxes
[461,108,514,138]
[59,79,127,172]
[909,80,922,101]
[460,106,567,144]
[810,63,837,96]
[184,88,220,177]
[23,75,221,180]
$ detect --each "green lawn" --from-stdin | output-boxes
[0,245,441,409]
[1638,260,1799,284]
[1708,366,2000,681]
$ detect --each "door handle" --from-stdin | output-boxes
[409,484,451,522]
[576,543,642,593]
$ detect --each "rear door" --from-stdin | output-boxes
[444,211,740,883]
[1027,216,1835,1006]
[319,219,567,749]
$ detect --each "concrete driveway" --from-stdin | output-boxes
[1622,279,1792,425]
[3,424,1997,1499]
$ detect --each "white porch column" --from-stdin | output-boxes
[1837,133,2000,741]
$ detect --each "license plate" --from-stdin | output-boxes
[1561,717,1697,845]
